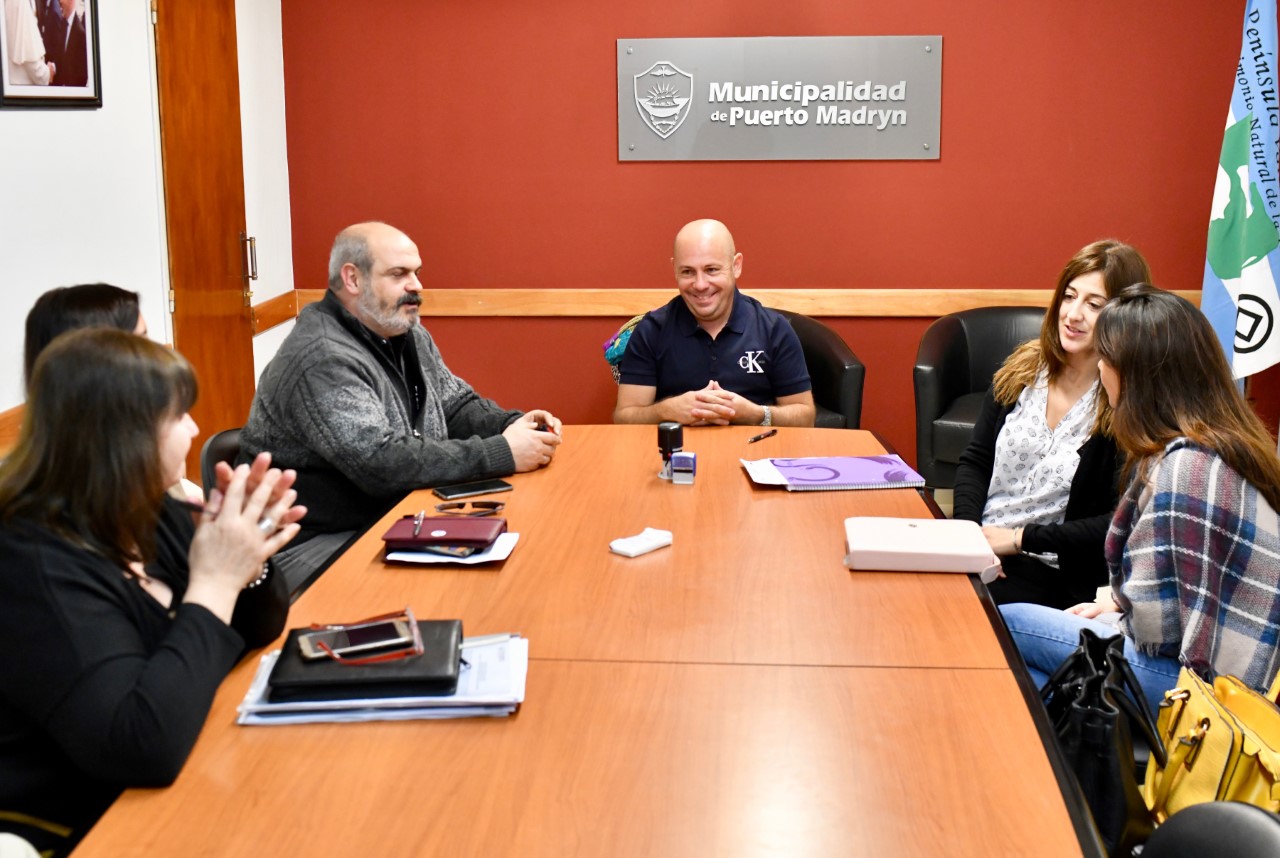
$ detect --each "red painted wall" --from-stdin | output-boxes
[280,2,1277,461]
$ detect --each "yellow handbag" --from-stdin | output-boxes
[1142,667,1280,821]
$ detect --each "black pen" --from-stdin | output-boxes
[748,428,778,443]
[412,510,425,537]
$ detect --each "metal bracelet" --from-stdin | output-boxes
[243,562,270,590]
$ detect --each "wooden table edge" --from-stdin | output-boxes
[871,424,1103,855]
[970,577,1106,857]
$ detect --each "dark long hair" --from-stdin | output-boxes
[23,283,141,390]
[1095,284,1280,510]
[0,329,197,567]
[992,240,1153,431]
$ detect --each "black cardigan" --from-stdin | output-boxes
[0,497,288,856]
[953,386,1120,606]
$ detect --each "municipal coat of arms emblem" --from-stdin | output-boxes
[634,61,693,139]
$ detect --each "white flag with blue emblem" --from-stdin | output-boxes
[1201,0,1280,378]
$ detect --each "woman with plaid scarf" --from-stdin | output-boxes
[1001,285,1280,713]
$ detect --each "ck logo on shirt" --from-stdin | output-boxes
[738,350,766,373]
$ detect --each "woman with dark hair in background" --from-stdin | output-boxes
[0,329,305,856]
[23,283,145,389]
[954,239,1152,609]
[20,282,209,502]
[1002,285,1280,713]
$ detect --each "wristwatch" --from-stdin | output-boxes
[760,405,772,427]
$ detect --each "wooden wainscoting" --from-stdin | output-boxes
[251,287,1203,334]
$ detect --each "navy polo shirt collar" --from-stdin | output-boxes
[674,288,746,339]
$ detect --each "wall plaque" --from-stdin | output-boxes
[618,36,942,161]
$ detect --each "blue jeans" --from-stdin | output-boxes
[1000,602,1183,715]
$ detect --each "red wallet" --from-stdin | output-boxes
[381,516,508,552]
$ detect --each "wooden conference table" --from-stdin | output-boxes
[77,426,1087,857]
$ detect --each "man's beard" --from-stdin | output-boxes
[359,288,421,335]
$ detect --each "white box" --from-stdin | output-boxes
[843,517,1000,582]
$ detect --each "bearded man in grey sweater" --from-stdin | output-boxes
[240,222,562,591]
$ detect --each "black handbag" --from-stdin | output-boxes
[1040,627,1165,857]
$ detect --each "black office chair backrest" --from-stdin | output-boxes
[913,306,1045,488]
[1140,802,1280,857]
[199,427,243,500]
[919,306,1046,396]
[775,310,865,429]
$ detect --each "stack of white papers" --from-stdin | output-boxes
[237,634,529,725]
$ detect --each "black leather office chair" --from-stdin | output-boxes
[776,310,864,429]
[913,306,1044,489]
[1140,802,1280,857]
[199,427,243,500]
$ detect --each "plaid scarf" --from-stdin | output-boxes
[1109,439,1280,694]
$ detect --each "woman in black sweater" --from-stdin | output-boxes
[0,330,304,856]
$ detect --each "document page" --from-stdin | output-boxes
[739,458,786,486]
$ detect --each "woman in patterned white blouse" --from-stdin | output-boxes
[953,240,1150,609]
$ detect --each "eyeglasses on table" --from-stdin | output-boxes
[433,501,505,517]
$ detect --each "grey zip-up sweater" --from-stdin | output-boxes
[239,291,521,540]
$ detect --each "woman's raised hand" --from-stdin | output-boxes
[185,463,304,623]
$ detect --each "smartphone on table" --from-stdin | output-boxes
[297,616,415,661]
[431,478,513,500]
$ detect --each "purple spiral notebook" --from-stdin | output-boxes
[741,455,926,491]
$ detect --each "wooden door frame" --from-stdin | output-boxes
[151,0,257,482]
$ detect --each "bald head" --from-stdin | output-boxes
[329,222,424,337]
[329,222,408,291]
[673,219,736,263]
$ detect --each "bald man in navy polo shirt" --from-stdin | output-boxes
[613,219,815,427]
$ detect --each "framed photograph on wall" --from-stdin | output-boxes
[1,0,101,108]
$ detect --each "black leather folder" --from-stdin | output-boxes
[267,619,463,702]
